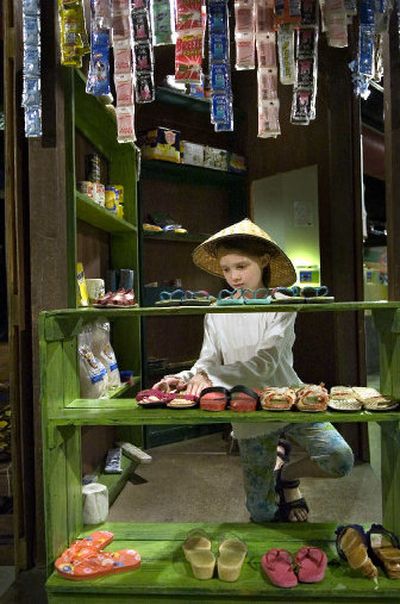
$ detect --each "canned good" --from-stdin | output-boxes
[77,181,95,199]
[93,182,105,206]
[85,153,101,182]
[105,186,117,212]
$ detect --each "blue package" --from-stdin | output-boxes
[211,63,230,92]
[86,29,111,96]
[210,33,228,63]
[209,1,227,34]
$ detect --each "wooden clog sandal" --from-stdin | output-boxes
[199,387,230,411]
[55,548,141,580]
[260,387,297,411]
[217,537,247,582]
[229,386,259,412]
[261,548,298,588]
[335,524,378,579]
[328,386,362,412]
[367,523,400,579]
[296,384,329,412]
[294,546,327,583]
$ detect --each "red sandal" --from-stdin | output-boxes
[261,548,298,588]
[55,547,141,580]
[294,546,327,583]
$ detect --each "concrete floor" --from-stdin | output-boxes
[0,432,382,603]
[109,432,382,525]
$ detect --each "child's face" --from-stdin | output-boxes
[218,250,267,290]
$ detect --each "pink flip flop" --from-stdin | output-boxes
[261,548,298,588]
[294,546,327,583]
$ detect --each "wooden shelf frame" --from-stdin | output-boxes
[76,191,137,234]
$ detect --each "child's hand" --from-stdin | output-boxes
[186,373,213,397]
[153,376,187,392]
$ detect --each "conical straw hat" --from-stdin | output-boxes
[192,218,296,287]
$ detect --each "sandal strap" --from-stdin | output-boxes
[230,385,259,400]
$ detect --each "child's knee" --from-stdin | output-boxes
[326,443,354,477]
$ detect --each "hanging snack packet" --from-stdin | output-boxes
[91,0,112,30]
[58,0,90,67]
[114,40,132,73]
[86,29,112,97]
[277,25,296,84]
[116,106,136,143]
[258,67,278,101]
[234,0,256,70]
[175,32,204,82]
[258,99,281,138]
[256,33,277,68]
[274,0,302,26]
[176,0,204,31]
[152,0,175,45]
[209,0,234,131]
[115,73,135,106]
[324,0,349,47]
[256,0,274,34]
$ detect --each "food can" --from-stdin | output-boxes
[85,153,101,182]
[77,181,95,199]
[105,186,117,212]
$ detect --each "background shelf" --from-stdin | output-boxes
[155,86,211,113]
[140,160,247,186]
[76,192,137,233]
[143,231,209,243]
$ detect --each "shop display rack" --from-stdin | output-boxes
[42,301,400,603]
[76,191,137,234]
[140,158,246,186]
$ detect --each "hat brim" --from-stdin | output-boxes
[192,234,297,288]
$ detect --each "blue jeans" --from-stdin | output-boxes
[237,422,354,522]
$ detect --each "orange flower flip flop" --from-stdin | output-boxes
[55,548,141,581]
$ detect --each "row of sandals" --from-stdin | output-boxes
[54,523,400,584]
[136,384,397,412]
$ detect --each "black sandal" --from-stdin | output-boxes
[276,438,291,468]
[275,476,309,521]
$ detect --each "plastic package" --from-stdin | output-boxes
[78,345,108,398]
[234,0,255,70]
[57,0,90,67]
[152,0,175,45]
[175,0,206,83]
[255,1,279,138]
[91,321,121,389]
[22,0,42,137]
[277,25,296,84]
[209,0,234,132]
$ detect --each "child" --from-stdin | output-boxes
[154,218,354,522]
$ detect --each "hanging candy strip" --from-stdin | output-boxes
[234,0,256,70]
[57,0,90,67]
[274,0,302,26]
[23,0,42,137]
[152,0,175,46]
[348,0,380,99]
[255,0,280,138]
[175,0,205,83]
[277,25,296,84]
[324,0,348,48]
[209,0,234,132]
[132,0,155,102]
[290,0,319,125]
[111,0,136,142]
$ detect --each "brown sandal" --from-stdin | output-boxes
[336,525,378,579]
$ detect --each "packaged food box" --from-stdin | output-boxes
[140,127,181,163]
[204,146,229,171]
[180,141,205,167]
[228,152,247,174]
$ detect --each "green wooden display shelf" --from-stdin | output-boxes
[96,454,137,505]
[46,522,400,603]
[48,403,400,426]
[143,231,210,243]
[140,159,247,187]
[76,192,137,233]
[65,379,140,408]
[155,86,211,112]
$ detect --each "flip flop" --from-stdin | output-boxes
[261,548,298,588]
[199,387,230,411]
[217,537,247,582]
[155,289,185,306]
[335,524,378,579]
[166,393,198,408]
[180,290,216,306]
[216,289,245,306]
[243,288,272,305]
[229,385,259,412]
[136,389,173,407]
[69,531,114,552]
[367,523,400,579]
[55,548,141,580]
[294,546,327,583]
[182,529,212,560]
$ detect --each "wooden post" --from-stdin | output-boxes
[384,9,400,300]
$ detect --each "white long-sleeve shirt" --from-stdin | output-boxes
[177,309,302,439]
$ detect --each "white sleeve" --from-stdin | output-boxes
[212,312,296,385]
[173,315,222,382]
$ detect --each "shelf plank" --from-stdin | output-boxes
[143,232,210,244]
[65,380,140,408]
[49,402,400,426]
[46,522,400,600]
[76,192,137,233]
[140,160,246,187]
[96,455,137,505]
[155,86,211,113]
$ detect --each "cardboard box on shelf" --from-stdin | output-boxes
[140,127,181,164]
[180,141,205,167]
[204,146,229,171]
[228,152,247,174]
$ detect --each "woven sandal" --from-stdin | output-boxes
[335,524,378,579]
[367,523,400,579]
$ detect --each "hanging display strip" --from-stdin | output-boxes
[152,0,175,46]
[174,0,206,83]
[256,0,280,138]
[209,0,234,132]
[111,0,136,142]
[22,0,42,137]
[290,0,319,125]
[57,0,90,67]
[132,0,155,103]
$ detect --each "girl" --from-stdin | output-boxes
[154,218,354,522]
